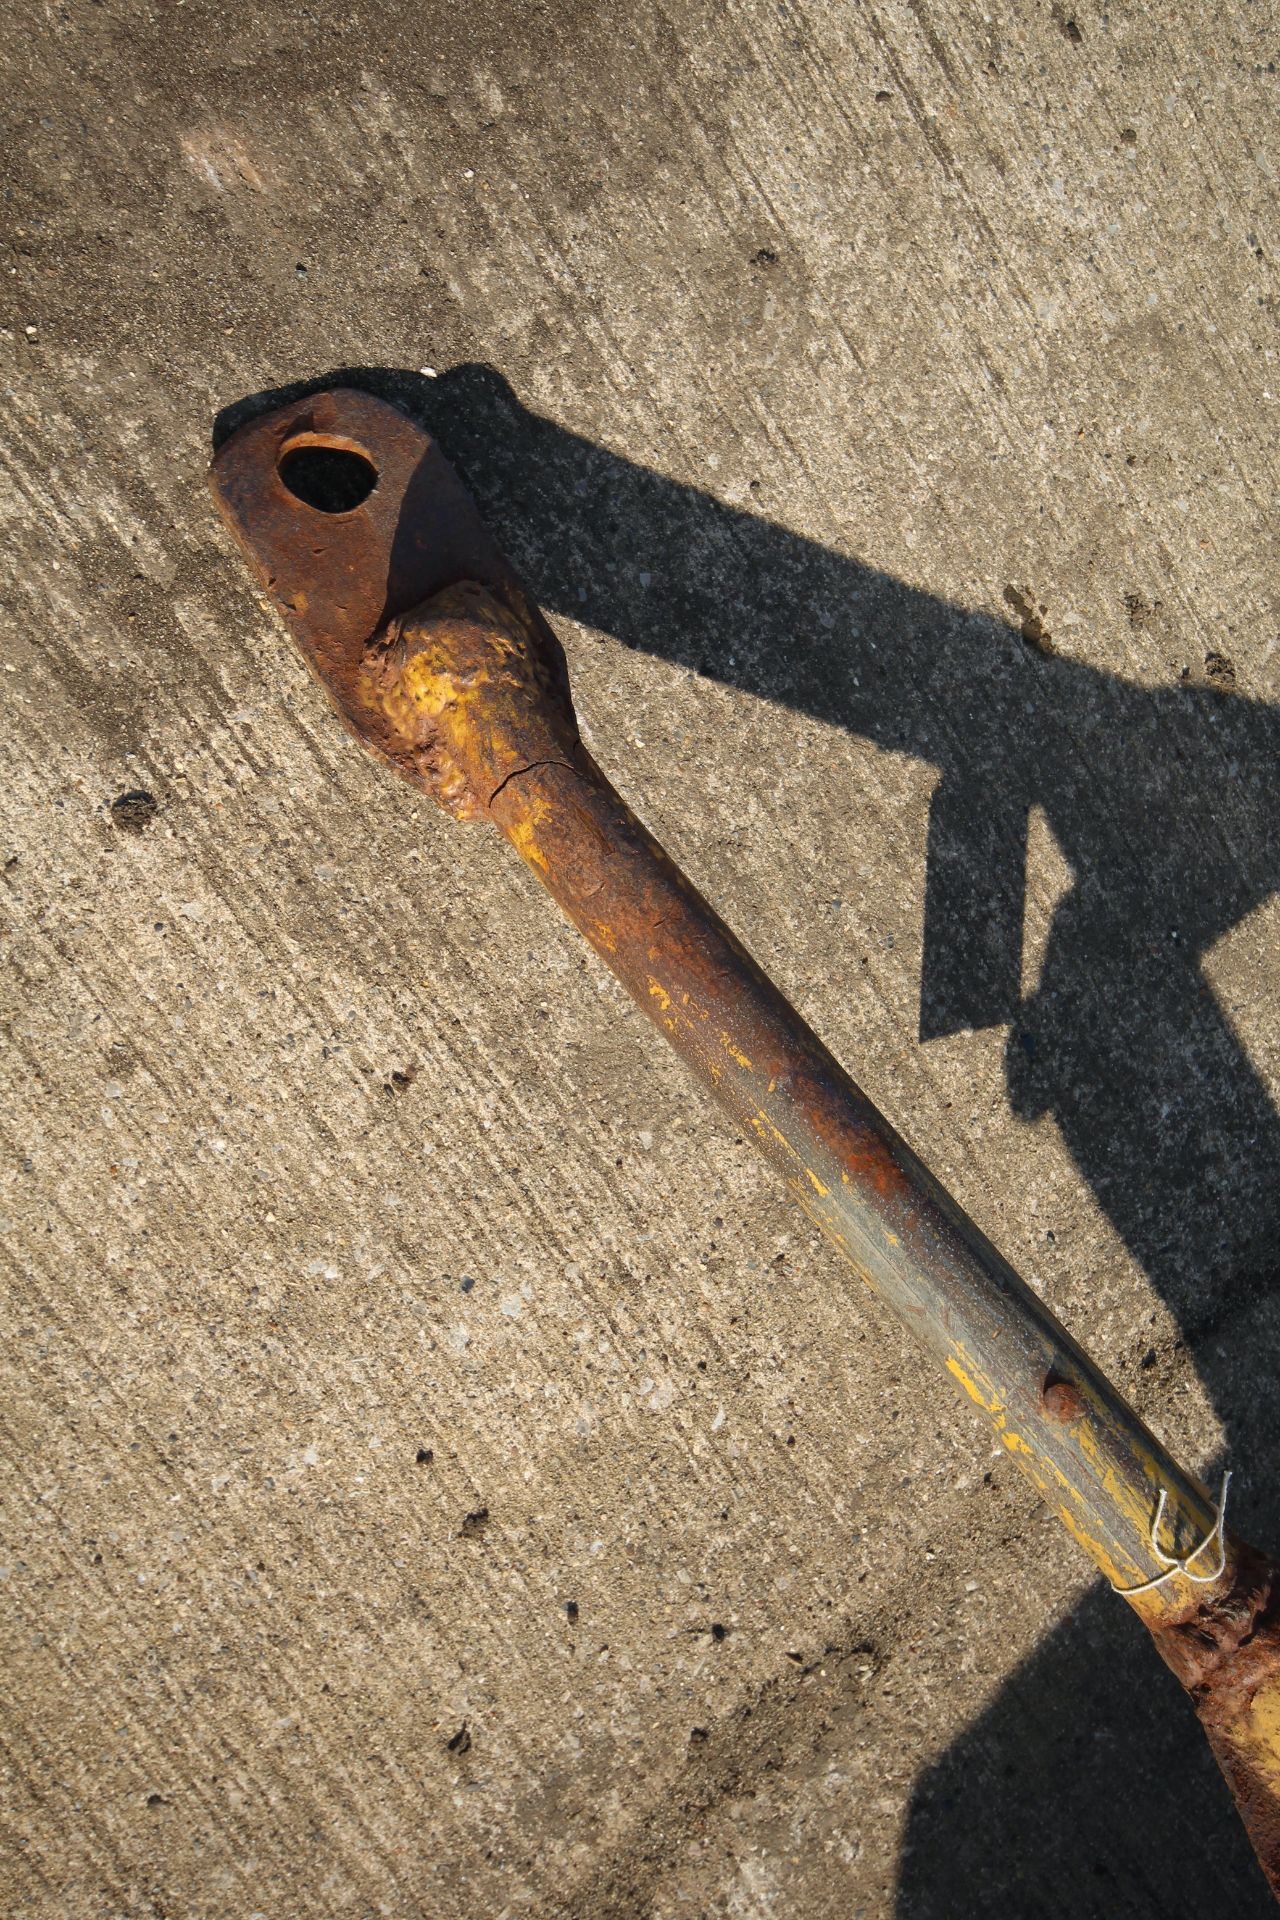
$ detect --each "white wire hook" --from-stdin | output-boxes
[1112,1471,1232,1598]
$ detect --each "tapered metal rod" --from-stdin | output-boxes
[211,388,1280,1896]
[372,581,1222,1603]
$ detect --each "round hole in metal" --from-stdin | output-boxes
[278,442,378,513]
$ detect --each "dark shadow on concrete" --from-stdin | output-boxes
[214,367,1280,1912]
[896,1571,1277,1919]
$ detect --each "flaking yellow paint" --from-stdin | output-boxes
[508,817,549,872]
[1241,1681,1280,1797]
[944,1347,1004,1418]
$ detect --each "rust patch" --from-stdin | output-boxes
[1152,1540,1280,1894]
[362,580,582,819]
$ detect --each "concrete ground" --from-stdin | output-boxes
[3,3,1279,1915]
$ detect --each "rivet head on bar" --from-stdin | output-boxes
[1042,1378,1084,1422]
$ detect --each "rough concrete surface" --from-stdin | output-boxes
[2,3,1279,1915]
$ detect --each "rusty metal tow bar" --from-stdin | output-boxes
[211,387,1280,1895]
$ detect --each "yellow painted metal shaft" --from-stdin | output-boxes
[367,583,1233,1630]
